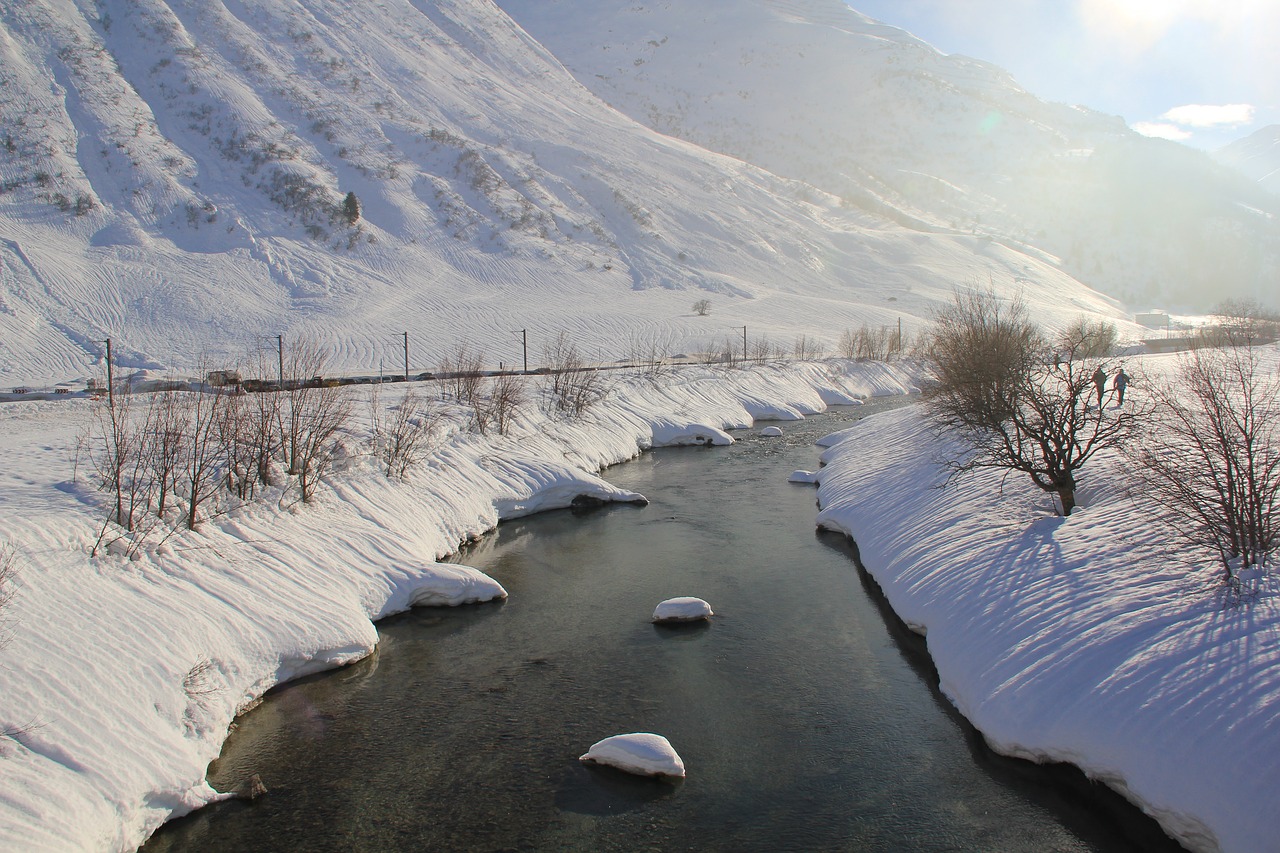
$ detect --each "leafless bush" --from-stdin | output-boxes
[625,330,678,373]
[183,657,222,698]
[541,333,610,417]
[473,373,526,436]
[181,382,231,529]
[792,334,826,361]
[0,543,16,652]
[370,385,443,479]
[1136,340,1280,581]
[1058,317,1118,359]
[278,341,353,503]
[838,323,898,361]
[1197,298,1280,349]
[89,381,165,555]
[925,288,1136,516]
[692,298,711,316]
[438,343,486,406]
[146,386,188,518]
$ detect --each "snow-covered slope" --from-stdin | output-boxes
[3,0,1131,388]
[1216,125,1280,195]
[495,0,1280,311]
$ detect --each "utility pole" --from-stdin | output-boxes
[277,334,285,390]
[516,329,528,373]
[402,331,410,381]
[103,337,114,408]
[742,326,748,361]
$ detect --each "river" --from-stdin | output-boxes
[145,399,1181,852]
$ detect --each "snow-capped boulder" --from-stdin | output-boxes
[652,596,714,622]
[760,426,784,437]
[407,564,508,607]
[788,470,819,484]
[579,733,686,778]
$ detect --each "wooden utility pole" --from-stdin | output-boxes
[518,329,528,373]
[402,331,410,380]
[742,326,748,361]
[277,335,285,390]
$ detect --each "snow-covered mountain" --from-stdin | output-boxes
[496,0,1280,312]
[0,0,1262,387]
[1216,125,1280,195]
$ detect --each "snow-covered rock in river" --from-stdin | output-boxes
[579,733,686,778]
[649,418,734,447]
[760,426,784,437]
[405,564,507,608]
[788,470,819,484]
[652,597,714,623]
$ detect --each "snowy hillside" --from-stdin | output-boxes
[1216,125,1280,195]
[495,0,1280,311]
[2,0,1133,387]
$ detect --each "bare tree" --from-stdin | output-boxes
[473,372,526,436]
[278,341,353,503]
[146,386,189,518]
[692,298,711,316]
[1136,340,1280,580]
[438,342,486,406]
[370,385,443,479]
[925,288,1136,515]
[1057,317,1118,359]
[792,334,826,361]
[1199,298,1280,348]
[181,383,230,529]
[541,332,609,417]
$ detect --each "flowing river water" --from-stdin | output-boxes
[145,399,1183,852]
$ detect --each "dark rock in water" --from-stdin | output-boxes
[247,773,268,800]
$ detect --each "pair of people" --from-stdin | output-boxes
[1092,366,1130,406]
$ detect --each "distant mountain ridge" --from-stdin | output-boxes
[1216,125,1280,195]
[495,0,1280,310]
[0,0,1259,385]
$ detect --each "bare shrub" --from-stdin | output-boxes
[181,383,231,529]
[838,323,898,361]
[0,543,16,651]
[438,343,485,406]
[1058,317,1118,359]
[625,329,680,374]
[1136,340,1280,581]
[925,288,1136,516]
[792,334,826,361]
[370,385,443,479]
[692,298,711,316]
[541,333,609,417]
[1198,298,1280,348]
[146,386,189,518]
[474,372,526,436]
[278,341,353,503]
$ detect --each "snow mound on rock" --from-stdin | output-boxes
[652,596,713,622]
[579,733,686,778]
[407,564,508,607]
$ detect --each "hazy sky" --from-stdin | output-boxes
[849,0,1279,150]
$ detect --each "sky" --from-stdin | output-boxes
[848,0,1280,151]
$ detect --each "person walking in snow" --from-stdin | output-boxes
[1092,366,1107,408]
[1114,367,1130,406]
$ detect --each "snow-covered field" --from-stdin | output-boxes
[814,347,1280,853]
[0,359,914,852]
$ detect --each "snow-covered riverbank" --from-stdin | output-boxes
[813,352,1280,853]
[0,360,914,852]
[3,355,1276,853]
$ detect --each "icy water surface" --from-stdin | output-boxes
[146,398,1183,852]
